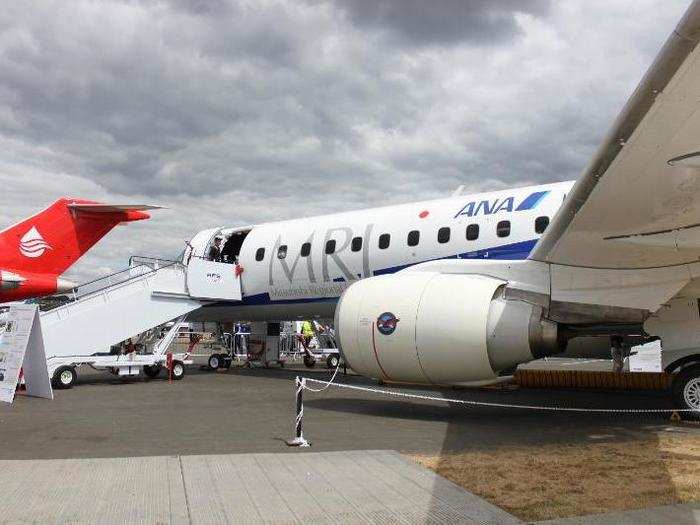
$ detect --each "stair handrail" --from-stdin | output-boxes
[64,259,183,303]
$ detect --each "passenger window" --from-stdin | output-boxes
[351,236,363,252]
[407,230,420,247]
[277,245,288,259]
[255,248,265,261]
[535,216,549,234]
[497,220,511,238]
[378,233,390,249]
[301,242,311,257]
[325,239,336,254]
[437,227,450,244]
[466,224,479,241]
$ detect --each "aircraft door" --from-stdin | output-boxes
[186,257,243,301]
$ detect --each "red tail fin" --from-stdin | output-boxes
[0,198,156,275]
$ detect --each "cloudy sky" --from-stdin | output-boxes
[0,0,691,279]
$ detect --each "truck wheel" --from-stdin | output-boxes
[208,354,221,370]
[672,365,700,420]
[52,366,77,389]
[143,365,161,379]
[303,355,316,368]
[326,354,340,369]
[171,360,186,380]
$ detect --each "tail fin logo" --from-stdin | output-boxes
[19,226,52,258]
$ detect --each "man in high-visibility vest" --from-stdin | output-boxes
[301,320,314,349]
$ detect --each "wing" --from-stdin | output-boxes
[530,1,700,270]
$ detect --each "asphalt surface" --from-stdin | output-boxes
[0,361,696,460]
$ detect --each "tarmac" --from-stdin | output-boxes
[0,364,691,460]
[1,361,698,524]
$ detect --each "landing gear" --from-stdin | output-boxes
[52,366,77,389]
[672,365,700,420]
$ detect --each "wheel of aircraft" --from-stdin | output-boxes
[326,354,339,369]
[51,366,76,389]
[171,361,186,380]
[672,366,700,420]
[207,354,221,370]
[303,355,316,368]
[143,365,161,379]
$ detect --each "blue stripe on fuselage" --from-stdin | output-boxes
[515,191,549,211]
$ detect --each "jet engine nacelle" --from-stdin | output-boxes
[335,272,564,386]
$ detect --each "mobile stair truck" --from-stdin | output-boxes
[39,255,243,389]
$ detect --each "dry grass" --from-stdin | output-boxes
[410,432,700,521]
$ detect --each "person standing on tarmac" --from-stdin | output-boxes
[611,335,625,373]
[208,236,223,262]
[301,320,315,349]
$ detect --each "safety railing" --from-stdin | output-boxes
[65,258,183,304]
[129,255,181,268]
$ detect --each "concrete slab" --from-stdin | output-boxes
[0,450,522,524]
[535,501,700,525]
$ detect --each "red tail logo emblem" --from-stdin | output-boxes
[19,226,52,258]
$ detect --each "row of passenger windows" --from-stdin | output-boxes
[255,216,550,261]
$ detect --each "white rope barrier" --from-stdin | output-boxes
[286,373,698,446]
[302,377,700,414]
[301,360,342,393]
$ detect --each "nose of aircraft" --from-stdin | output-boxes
[56,277,78,293]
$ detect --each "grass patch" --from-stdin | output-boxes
[410,433,700,521]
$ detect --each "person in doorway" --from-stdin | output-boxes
[221,234,238,263]
[208,236,223,262]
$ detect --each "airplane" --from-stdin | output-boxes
[172,1,700,415]
[0,198,156,303]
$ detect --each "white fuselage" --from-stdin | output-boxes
[186,181,574,321]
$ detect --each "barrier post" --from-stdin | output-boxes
[166,352,173,383]
[286,376,311,447]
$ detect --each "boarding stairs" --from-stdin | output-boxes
[40,256,243,377]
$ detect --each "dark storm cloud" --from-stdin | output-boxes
[335,0,552,46]
[0,0,692,277]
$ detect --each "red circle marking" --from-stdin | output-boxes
[419,210,429,219]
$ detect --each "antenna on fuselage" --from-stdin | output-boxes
[451,185,466,197]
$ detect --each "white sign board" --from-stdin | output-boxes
[0,304,53,404]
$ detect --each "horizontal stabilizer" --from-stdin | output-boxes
[68,204,162,213]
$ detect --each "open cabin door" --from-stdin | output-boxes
[186,258,243,301]
[183,226,252,301]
